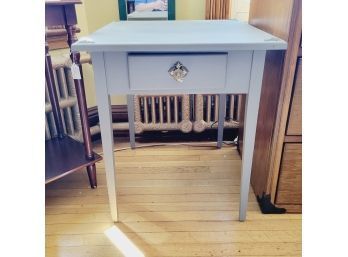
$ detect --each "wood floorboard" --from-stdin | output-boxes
[46,144,301,257]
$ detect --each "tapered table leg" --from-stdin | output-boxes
[127,95,136,149]
[239,50,266,221]
[217,94,226,148]
[92,52,118,222]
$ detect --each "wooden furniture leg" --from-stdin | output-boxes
[45,41,65,139]
[66,24,97,188]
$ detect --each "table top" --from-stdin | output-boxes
[72,20,287,52]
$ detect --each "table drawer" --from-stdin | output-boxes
[128,53,227,92]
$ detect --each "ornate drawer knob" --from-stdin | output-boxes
[168,61,189,83]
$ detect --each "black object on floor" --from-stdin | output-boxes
[257,193,287,214]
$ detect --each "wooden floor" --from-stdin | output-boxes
[46,143,302,257]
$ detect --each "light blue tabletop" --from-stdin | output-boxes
[72,20,287,52]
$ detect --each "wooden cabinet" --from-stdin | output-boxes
[276,143,302,210]
[239,0,302,213]
[287,58,302,136]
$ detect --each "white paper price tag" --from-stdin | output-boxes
[71,63,81,80]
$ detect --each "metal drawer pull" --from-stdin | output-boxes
[168,61,189,83]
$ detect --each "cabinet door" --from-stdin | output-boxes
[287,58,302,135]
[276,143,302,205]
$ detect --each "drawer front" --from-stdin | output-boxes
[128,53,227,92]
[287,58,302,135]
[275,143,302,205]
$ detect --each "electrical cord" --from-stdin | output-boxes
[223,136,238,146]
[95,140,238,155]
[210,117,234,129]
[95,117,239,155]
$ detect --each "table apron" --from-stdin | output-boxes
[91,51,254,95]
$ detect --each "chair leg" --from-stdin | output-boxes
[86,164,97,188]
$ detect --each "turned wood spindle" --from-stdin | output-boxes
[45,40,65,139]
[66,24,97,188]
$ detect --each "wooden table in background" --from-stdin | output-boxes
[45,0,102,187]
